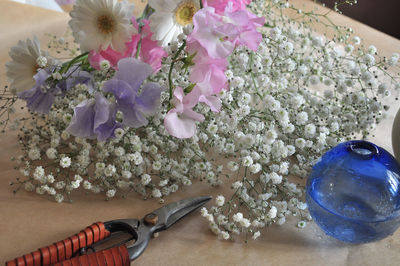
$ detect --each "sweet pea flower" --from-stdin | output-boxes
[18,69,56,114]
[102,58,161,128]
[189,45,228,94]
[205,0,251,15]
[187,7,235,60]
[19,66,94,114]
[88,19,167,72]
[66,92,120,141]
[164,87,205,139]
[223,4,265,51]
[56,66,94,94]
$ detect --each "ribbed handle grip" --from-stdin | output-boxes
[6,222,111,266]
[53,246,130,266]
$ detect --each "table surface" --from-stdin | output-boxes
[1,1,400,265]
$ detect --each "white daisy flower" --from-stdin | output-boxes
[68,0,135,52]
[148,0,200,47]
[5,36,52,94]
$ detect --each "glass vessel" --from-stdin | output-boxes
[306,140,400,243]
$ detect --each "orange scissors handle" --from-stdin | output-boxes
[5,222,123,266]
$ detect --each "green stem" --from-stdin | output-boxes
[168,40,187,101]
[60,52,89,74]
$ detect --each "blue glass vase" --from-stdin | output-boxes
[306,140,400,243]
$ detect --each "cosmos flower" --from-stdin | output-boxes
[6,36,53,94]
[148,0,200,46]
[69,0,135,52]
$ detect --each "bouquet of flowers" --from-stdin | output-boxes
[2,0,399,241]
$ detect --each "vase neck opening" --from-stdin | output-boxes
[349,141,379,159]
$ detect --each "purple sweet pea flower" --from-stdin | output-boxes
[66,92,120,141]
[19,67,94,114]
[57,67,93,94]
[18,69,58,114]
[103,58,161,128]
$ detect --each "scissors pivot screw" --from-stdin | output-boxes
[144,213,158,225]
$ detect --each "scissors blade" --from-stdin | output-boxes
[150,196,211,232]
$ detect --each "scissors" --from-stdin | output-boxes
[6,196,211,266]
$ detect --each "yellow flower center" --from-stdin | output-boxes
[175,1,198,26]
[97,14,116,34]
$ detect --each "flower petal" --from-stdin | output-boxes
[135,82,161,115]
[66,99,96,139]
[164,110,198,139]
[115,58,153,92]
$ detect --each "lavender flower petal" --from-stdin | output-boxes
[136,82,161,115]
[102,79,136,106]
[67,93,120,141]
[57,67,93,94]
[120,107,148,128]
[66,99,96,139]
[103,58,161,129]
[94,94,120,141]
[18,69,57,114]
[115,58,153,94]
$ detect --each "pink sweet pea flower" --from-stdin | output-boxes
[223,5,265,51]
[187,7,235,60]
[189,45,228,94]
[88,19,166,72]
[164,87,205,139]
[204,0,251,15]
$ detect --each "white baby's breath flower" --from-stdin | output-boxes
[83,180,92,190]
[114,128,125,139]
[240,218,251,228]
[242,156,253,167]
[252,231,261,240]
[46,148,57,160]
[28,148,41,160]
[352,36,361,45]
[61,131,70,140]
[141,174,152,186]
[152,161,162,171]
[47,174,55,184]
[270,172,282,184]
[152,188,162,198]
[52,72,62,81]
[60,157,71,168]
[200,207,208,217]
[267,206,277,219]
[216,195,225,207]
[106,189,116,198]
[233,212,244,222]
[121,170,132,179]
[297,221,307,228]
[149,0,200,46]
[104,164,116,177]
[24,182,35,192]
[71,180,80,189]
[232,181,243,189]
[220,231,230,240]
[55,194,64,203]
[69,0,135,52]
[100,60,111,71]
[249,163,262,174]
